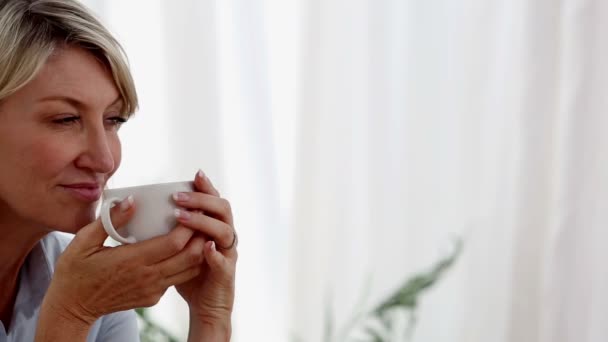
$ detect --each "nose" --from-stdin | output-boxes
[74,125,116,174]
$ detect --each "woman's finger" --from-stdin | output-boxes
[118,225,194,265]
[194,169,220,197]
[204,241,237,276]
[174,210,235,249]
[161,265,202,288]
[172,192,233,225]
[154,236,206,278]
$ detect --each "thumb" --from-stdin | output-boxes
[75,196,136,248]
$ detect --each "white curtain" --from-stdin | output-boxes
[81,0,608,341]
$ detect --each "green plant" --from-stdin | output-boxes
[135,307,179,342]
[299,238,463,342]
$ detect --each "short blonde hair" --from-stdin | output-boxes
[0,0,138,115]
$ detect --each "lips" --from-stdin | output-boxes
[60,183,102,202]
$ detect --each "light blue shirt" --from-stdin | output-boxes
[0,233,139,342]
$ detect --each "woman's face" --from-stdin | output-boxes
[0,46,125,233]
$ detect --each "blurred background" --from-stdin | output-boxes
[80,0,608,341]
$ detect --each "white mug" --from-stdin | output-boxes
[100,181,194,244]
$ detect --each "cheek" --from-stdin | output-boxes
[0,133,87,231]
[110,135,122,172]
[0,132,76,188]
[25,136,79,181]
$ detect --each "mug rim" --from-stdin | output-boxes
[103,180,193,194]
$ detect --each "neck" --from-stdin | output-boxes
[0,214,48,330]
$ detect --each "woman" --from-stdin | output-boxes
[0,1,237,341]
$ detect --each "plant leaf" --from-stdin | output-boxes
[372,238,463,316]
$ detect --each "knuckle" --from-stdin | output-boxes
[219,198,232,213]
[142,293,163,307]
[224,201,232,213]
[168,231,190,252]
[168,238,183,253]
[221,225,234,243]
[140,283,167,307]
[187,249,203,265]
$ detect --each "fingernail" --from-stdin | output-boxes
[197,169,206,180]
[120,195,134,212]
[210,241,216,251]
[172,192,189,202]
[174,208,191,220]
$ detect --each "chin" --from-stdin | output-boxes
[48,207,98,234]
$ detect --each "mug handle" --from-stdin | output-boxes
[100,197,137,244]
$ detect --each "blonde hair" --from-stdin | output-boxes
[0,0,138,115]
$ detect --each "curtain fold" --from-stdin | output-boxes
[542,1,608,341]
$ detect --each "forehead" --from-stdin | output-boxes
[19,46,120,108]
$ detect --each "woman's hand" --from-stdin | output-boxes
[36,199,207,341]
[173,170,238,341]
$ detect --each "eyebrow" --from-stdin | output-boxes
[37,95,123,111]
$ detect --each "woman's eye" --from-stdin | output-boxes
[106,116,128,128]
[52,116,80,125]
[50,115,127,129]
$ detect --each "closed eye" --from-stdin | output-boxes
[106,116,128,129]
[52,115,80,125]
